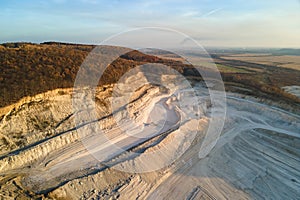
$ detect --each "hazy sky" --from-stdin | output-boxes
[1,0,300,47]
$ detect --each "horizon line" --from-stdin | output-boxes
[1,40,300,50]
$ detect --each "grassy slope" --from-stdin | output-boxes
[0,43,190,108]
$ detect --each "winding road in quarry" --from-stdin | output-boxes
[39,97,180,175]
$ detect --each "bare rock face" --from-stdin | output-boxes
[0,89,75,155]
[0,70,299,199]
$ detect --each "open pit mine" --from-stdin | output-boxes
[0,46,299,200]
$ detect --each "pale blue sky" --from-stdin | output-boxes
[1,0,300,47]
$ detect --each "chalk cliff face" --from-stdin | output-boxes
[0,66,299,200]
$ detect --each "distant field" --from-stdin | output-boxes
[215,64,252,73]
[147,49,300,106]
[153,53,251,73]
[221,54,300,71]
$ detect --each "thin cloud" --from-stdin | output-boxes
[201,8,223,18]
